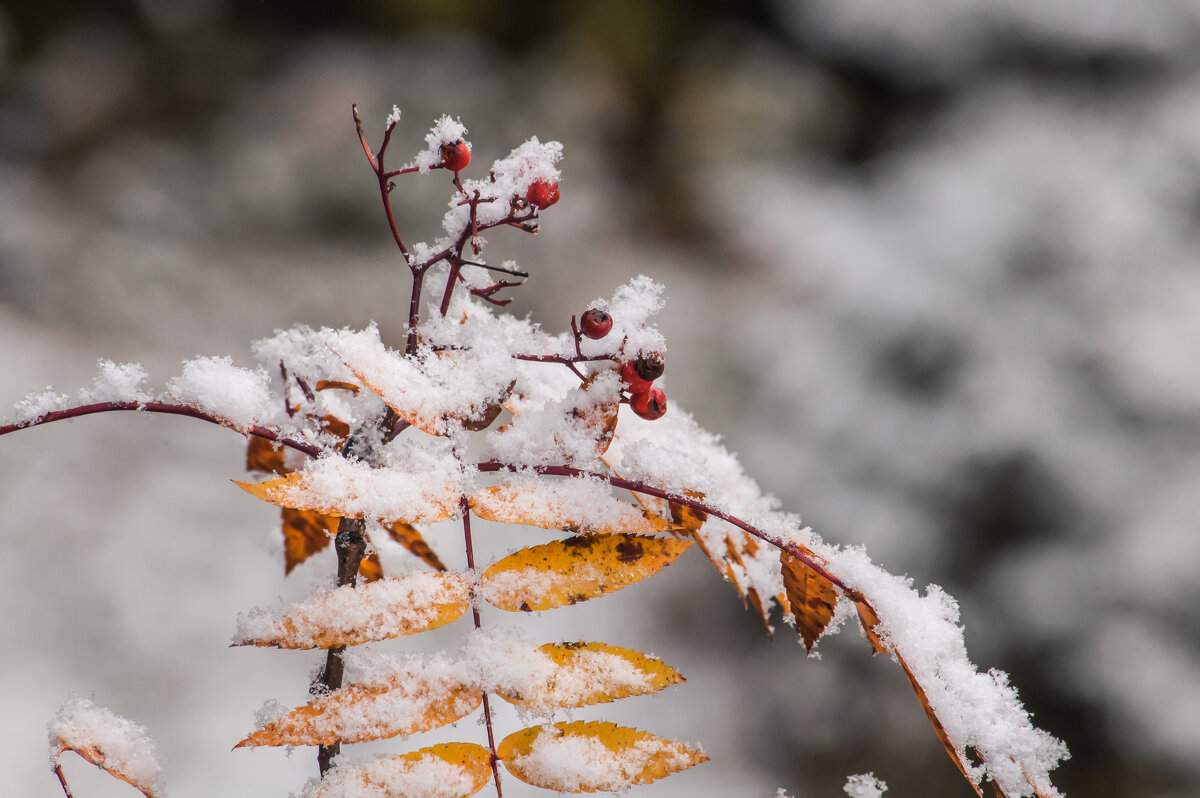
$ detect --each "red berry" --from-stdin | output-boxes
[440,140,471,172]
[630,387,667,420]
[619,361,651,393]
[632,351,665,382]
[525,179,560,210]
[579,308,613,339]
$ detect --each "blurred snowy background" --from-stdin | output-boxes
[3,2,1200,796]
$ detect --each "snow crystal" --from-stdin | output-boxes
[49,694,164,795]
[8,386,70,424]
[412,115,469,173]
[385,104,402,129]
[844,773,887,798]
[303,750,480,798]
[488,369,622,467]
[581,275,667,359]
[165,355,272,430]
[77,360,153,404]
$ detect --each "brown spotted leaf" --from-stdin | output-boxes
[386,520,447,571]
[496,642,685,711]
[306,743,492,798]
[469,483,671,536]
[233,571,471,649]
[281,507,336,575]
[235,664,482,747]
[480,533,691,612]
[497,721,707,792]
[780,551,838,652]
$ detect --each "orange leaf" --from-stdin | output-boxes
[668,498,707,534]
[233,571,471,649]
[358,551,383,582]
[469,484,671,536]
[780,551,838,653]
[320,414,350,442]
[306,743,492,798]
[50,697,163,798]
[236,665,482,747]
[246,435,289,476]
[894,651,983,797]
[386,520,448,571]
[497,721,707,792]
[315,380,361,394]
[852,594,889,655]
[497,642,685,711]
[480,533,691,612]
[235,470,458,525]
[281,507,336,575]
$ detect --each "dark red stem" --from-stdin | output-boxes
[0,402,322,458]
[461,498,504,797]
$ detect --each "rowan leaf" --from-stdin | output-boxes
[304,743,492,798]
[245,435,288,476]
[480,533,691,612]
[386,520,448,571]
[780,551,838,653]
[234,470,458,524]
[280,507,336,575]
[497,721,707,792]
[315,379,361,393]
[235,662,482,747]
[469,484,671,536]
[358,550,384,582]
[233,571,471,649]
[496,642,685,711]
[50,697,164,798]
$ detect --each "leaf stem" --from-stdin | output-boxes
[52,764,74,798]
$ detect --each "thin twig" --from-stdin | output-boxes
[460,498,504,797]
[53,764,74,798]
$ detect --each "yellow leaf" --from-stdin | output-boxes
[235,668,482,747]
[280,507,336,575]
[233,571,471,649]
[780,552,838,653]
[497,721,707,792]
[306,743,492,798]
[386,520,448,571]
[497,642,685,711]
[667,495,707,534]
[481,533,691,612]
[469,484,671,536]
[234,472,457,525]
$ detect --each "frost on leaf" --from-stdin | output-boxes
[780,551,838,653]
[497,720,707,793]
[469,478,671,536]
[304,743,492,798]
[496,642,685,712]
[233,571,471,649]
[49,695,164,798]
[385,520,448,571]
[480,533,691,612]
[235,655,482,747]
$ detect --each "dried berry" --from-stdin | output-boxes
[525,179,560,210]
[440,140,471,172]
[632,352,665,383]
[630,387,667,420]
[579,309,613,339]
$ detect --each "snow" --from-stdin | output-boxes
[303,750,481,798]
[49,694,164,796]
[78,360,153,404]
[844,772,888,798]
[411,115,469,173]
[165,355,272,430]
[472,473,662,535]
[7,386,70,424]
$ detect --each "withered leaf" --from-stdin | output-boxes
[496,642,685,711]
[305,743,492,798]
[281,508,336,575]
[480,533,691,612]
[315,380,361,394]
[245,435,289,476]
[497,721,708,792]
[358,550,383,582]
[53,741,162,798]
[852,594,889,655]
[233,571,470,649]
[386,520,447,571]
[780,551,838,653]
[235,670,482,747]
[895,651,983,797]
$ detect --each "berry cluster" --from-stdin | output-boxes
[573,307,667,421]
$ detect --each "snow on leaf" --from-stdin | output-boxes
[780,551,839,653]
[233,455,462,525]
[895,650,983,796]
[480,533,691,612]
[49,695,164,798]
[385,520,448,571]
[233,571,471,649]
[235,655,482,747]
[469,479,672,536]
[497,720,707,793]
[304,743,492,798]
[280,507,336,575]
[496,642,685,712]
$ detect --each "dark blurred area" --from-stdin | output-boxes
[3,2,1200,797]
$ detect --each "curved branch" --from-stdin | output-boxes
[0,401,323,458]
